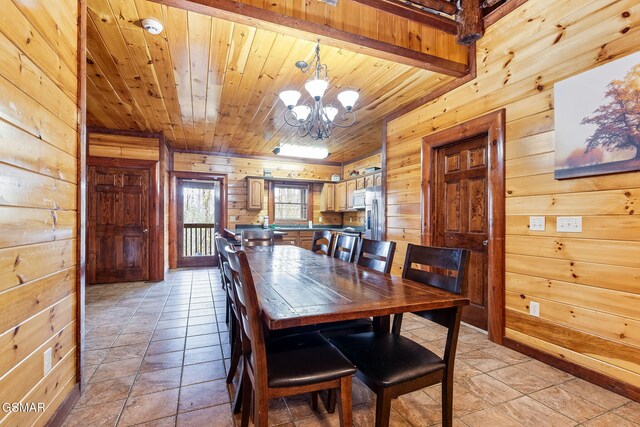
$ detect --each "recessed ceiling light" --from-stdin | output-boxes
[141,18,163,35]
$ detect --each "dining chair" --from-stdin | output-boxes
[311,230,334,255]
[241,229,274,247]
[214,236,241,385]
[330,244,471,427]
[355,238,396,274]
[332,233,358,262]
[225,246,356,427]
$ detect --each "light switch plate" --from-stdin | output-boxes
[529,216,545,231]
[557,216,582,232]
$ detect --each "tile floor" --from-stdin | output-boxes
[62,268,640,427]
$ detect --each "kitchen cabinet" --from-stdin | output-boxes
[246,177,264,210]
[356,177,365,190]
[320,183,336,212]
[364,175,373,188]
[373,173,382,188]
[346,179,357,210]
[298,231,314,250]
[336,181,347,212]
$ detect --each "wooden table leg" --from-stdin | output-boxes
[373,315,391,333]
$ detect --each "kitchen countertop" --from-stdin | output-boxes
[224,226,364,238]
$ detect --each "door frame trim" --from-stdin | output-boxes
[87,157,163,282]
[169,171,228,269]
[421,109,505,344]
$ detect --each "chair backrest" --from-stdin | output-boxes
[333,234,358,262]
[241,229,274,247]
[400,243,471,366]
[356,238,396,274]
[311,230,334,255]
[225,246,268,384]
[215,236,233,289]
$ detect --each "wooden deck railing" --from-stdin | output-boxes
[183,223,216,257]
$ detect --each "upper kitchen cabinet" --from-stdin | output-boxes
[246,177,264,210]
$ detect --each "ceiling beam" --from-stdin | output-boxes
[148,0,469,77]
[402,0,457,16]
[352,0,457,35]
[457,0,484,45]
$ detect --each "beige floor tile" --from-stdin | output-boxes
[423,383,492,417]
[146,338,186,356]
[459,350,510,373]
[461,374,522,405]
[181,360,226,385]
[102,343,149,363]
[132,416,177,427]
[177,404,234,427]
[183,345,224,365]
[460,407,524,427]
[582,412,640,427]
[185,333,219,350]
[515,359,574,384]
[392,389,441,426]
[498,395,575,427]
[119,388,180,426]
[529,385,608,422]
[178,380,230,413]
[152,327,187,342]
[140,351,185,373]
[559,378,629,410]
[91,357,143,383]
[614,401,640,424]
[62,399,125,427]
[488,365,553,394]
[75,375,135,408]
[130,367,182,397]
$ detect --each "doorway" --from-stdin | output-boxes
[422,110,506,343]
[173,174,226,268]
[87,164,151,283]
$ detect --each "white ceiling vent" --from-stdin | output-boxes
[319,0,339,6]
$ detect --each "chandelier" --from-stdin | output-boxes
[277,41,360,141]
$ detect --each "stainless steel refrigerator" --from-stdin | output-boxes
[364,184,383,240]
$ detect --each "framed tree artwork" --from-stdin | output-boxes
[554,51,640,179]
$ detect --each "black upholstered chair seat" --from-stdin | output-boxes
[330,332,445,387]
[266,333,356,388]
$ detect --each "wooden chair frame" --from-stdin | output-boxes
[332,234,358,263]
[311,230,334,256]
[355,238,396,274]
[225,247,353,427]
[241,229,274,247]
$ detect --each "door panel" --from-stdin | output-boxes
[433,135,489,330]
[88,166,150,283]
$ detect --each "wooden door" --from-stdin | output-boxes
[88,166,150,283]
[177,179,222,268]
[432,135,489,330]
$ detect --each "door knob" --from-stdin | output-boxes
[143,229,148,233]
[482,240,488,246]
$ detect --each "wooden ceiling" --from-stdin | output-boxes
[86,0,467,162]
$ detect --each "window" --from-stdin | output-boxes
[273,184,308,221]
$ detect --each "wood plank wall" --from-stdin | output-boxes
[0,0,80,424]
[386,0,640,389]
[173,152,343,227]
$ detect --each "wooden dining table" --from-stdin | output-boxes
[243,245,470,331]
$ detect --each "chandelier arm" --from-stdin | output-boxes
[325,110,357,128]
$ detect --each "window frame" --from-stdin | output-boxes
[268,182,313,224]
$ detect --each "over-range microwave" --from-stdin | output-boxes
[352,189,366,209]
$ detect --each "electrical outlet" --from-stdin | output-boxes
[43,347,52,375]
[529,216,545,231]
[529,301,540,317]
[318,216,322,223]
[557,216,582,232]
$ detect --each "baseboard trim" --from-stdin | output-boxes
[503,337,640,402]
[45,383,80,427]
